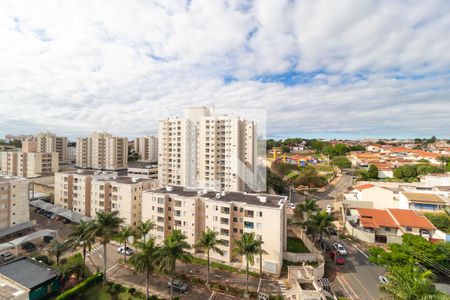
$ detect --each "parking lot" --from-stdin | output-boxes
[31,208,74,240]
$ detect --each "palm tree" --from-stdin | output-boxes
[157,229,192,300]
[115,226,135,262]
[195,228,224,286]
[129,238,159,300]
[256,236,267,278]
[311,210,335,242]
[93,211,123,283]
[293,198,319,234]
[48,239,68,266]
[135,220,155,243]
[380,265,444,299]
[67,220,96,278]
[233,233,265,296]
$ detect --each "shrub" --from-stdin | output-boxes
[35,255,53,266]
[128,287,136,294]
[56,273,103,300]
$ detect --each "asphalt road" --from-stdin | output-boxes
[334,239,385,300]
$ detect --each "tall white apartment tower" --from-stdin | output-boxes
[158,107,257,192]
[36,132,68,163]
[134,135,158,162]
[76,132,128,170]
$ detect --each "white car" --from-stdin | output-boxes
[333,243,348,256]
[117,246,134,256]
[379,275,388,284]
[289,203,297,209]
[326,205,332,214]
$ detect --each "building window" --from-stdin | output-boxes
[406,227,412,232]
[233,217,238,223]
[244,221,254,229]
[258,211,263,217]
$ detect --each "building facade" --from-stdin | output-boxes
[0,151,58,178]
[142,186,287,274]
[54,170,158,226]
[158,107,257,192]
[0,176,30,230]
[35,132,68,163]
[76,132,128,170]
[134,135,158,162]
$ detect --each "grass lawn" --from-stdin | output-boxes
[313,164,334,172]
[190,256,259,277]
[286,237,309,253]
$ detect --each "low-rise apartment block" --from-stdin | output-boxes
[54,170,158,226]
[76,132,128,170]
[0,175,30,230]
[142,186,287,274]
[134,135,158,162]
[0,147,58,178]
[128,161,158,179]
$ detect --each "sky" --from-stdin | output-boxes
[0,0,449,140]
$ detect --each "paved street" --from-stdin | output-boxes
[326,239,385,300]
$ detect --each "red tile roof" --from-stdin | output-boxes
[357,208,399,229]
[387,209,436,230]
[355,183,375,191]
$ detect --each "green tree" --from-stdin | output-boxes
[128,148,140,162]
[380,264,444,300]
[294,166,326,189]
[310,210,335,242]
[67,220,96,278]
[425,213,450,233]
[266,169,286,194]
[232,233,265,296]
[293,198,319,229]
[115,226,135,261]
[93,211,123,283]
[48,240,68,266]
[129,238,160,300]
[195,229,224,285]
[135,220,155,243]
[331,156,352,169]
[281,145,291,153]
[368,165,379,179]
[157,229,192,300]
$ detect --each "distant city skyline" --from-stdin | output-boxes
[1,1,449,139]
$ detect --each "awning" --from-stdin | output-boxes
[29,200,92,223]
[0,221,37,239]
[0,229,57,251]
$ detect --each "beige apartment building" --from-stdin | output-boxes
[0,142,58,178]
[76,132,128,170]
[36,132,68,163]
[134,135,158,162]
[142,186,287,274]
[0,175,30,230]
[158,107,257,192]
[54,170,158,226]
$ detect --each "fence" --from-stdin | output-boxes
[344,220,375,243]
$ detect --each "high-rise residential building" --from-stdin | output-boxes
[54,170,158,226]
[35,132,68,163]
[76,132,128,171]
[158,107,257,192]
[0,143,58,178]
[0,175,31,230]
[134,135,158,162]
[142,186,287,274]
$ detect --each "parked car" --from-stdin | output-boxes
[326,205,332,214]
[0,252,14,262]
[289,203,297,209]
[327,227,337,236]
[45,212,55,218]
[379,275,388,284]
[21,242,37,252]
[62,218,71,224]
[117,246,134,256]
[43,235,54,243]
[37,209,47,214]
[330,251,345,265]
[320,240,331,251]
[332,242,348,256]
[168,279,189,293]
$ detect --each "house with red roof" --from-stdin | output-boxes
[347,208,437,244]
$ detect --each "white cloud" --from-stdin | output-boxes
[0,0,449,139]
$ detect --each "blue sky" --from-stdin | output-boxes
[0,0,449,140]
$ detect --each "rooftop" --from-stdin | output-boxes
[128,161,158,169]
[146,186,286,208]
[388,209,436,230]
[401,192,447,204]
[357,208,399,229]
[0,175,28,183]
[355,183,375,191]
[0,257,59,289]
